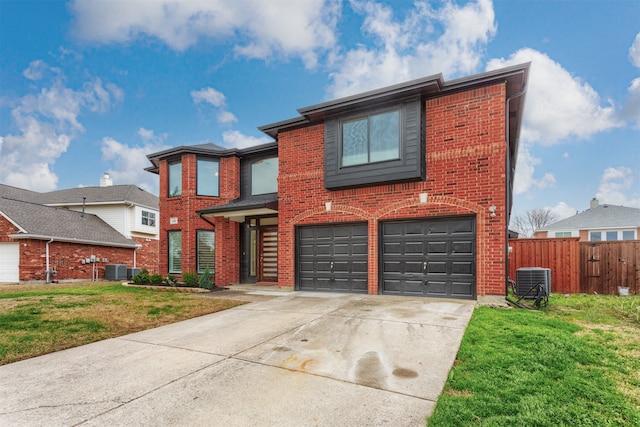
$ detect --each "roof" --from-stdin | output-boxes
[198,194,278,221]
[538,204,640,231]
[0,183,158,209]
[0,197,139,247]
[145,142,278,174]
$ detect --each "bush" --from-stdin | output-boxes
[149,274,163,285]
[199,269,214,290]
[132,269,150,285]
[182,270,199,288]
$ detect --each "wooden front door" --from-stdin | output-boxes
[258,226,278,282]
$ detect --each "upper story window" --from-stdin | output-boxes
[251,157,278,195]
[168,162,182,197]
[197,159,220,197]
[342,109,400,167]
[622,230,635,240]
[324,97,424,190]
[590,230,635,241]
[141,210,156,227]
[554,232,571,238]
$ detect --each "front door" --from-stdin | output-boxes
[258,226,278,282]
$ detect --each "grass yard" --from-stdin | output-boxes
[0,282,245,365]
[427,294,640,426]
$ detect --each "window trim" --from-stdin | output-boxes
[168,161,182,198]
[196,158,220,197]
[196,229,215,274]
[250,157,278,196]
[340,107,402,168]
[168,230,182,274]
[141,210,156,227]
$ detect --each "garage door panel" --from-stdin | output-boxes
[381,217,475,299]
[297,223,368,293]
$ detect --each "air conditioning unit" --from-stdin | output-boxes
[515,267,551,298]
[105,264,127,281]
[127,268,141,280]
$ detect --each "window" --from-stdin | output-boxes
[251,157,278,195]
[141,210,156,227]
[168,231,182,274]
[197,159,219,197]
[555,232,571,238]
[590,231,601,241]
[324,97,424,189]
[342,109,400,166]
[168,162,182,197]
[197,230,215,273]
[606,231,618,241]
[623,230,635,240]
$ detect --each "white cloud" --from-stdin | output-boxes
[191,87,237,124]
[0,61,122,191]
[100,128,170,194]
[487,48,622,145]
[629,33,640,68]
[512,143,557,195]
[222,130,271,149]
[546,201,577,221]
[69,0,340,68]
[327,0,496,97]
[596,166,640,208]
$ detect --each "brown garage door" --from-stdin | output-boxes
[380,216,476,299]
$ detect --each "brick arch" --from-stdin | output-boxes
[291,204,372,224]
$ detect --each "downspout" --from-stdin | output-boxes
[504,77,527,303]
[45,238,54,284]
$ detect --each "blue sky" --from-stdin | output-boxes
[1,0,639,222]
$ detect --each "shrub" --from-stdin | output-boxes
[199,269,214,290]
[132,269,150,285]
[149,274,163,285]
[182,270,199,288]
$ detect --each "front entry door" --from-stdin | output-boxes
[258,226,278,282]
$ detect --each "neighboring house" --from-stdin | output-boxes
[0,175,159,282]
[534,198,640,241]
[147,63,530,300]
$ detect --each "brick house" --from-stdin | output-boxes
[0,179,159,282]
[147,63,530,300]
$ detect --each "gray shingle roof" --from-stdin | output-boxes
[539,204,640,231]
[0,183,158,209]
[0,197,138,247]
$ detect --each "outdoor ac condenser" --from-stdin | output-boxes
[515,267,551,298]
[105,264,127,281]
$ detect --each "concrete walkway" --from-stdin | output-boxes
[0,290,474,426]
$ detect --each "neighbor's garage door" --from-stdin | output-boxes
[381,216,475,299]
[297,223,368,293]
[0,243,20,283]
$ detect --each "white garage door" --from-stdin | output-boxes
[0,243,20,282]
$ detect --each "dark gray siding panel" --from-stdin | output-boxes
[324,97,425,189]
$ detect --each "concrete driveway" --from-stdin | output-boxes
[0,290,474,426]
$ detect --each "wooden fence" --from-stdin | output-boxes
[508,238,639,295]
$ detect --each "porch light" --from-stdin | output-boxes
[489,205,497,217]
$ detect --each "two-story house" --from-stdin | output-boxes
[147,63,530,300]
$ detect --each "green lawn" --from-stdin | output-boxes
[0,282,244,365]
[427,294,640,426]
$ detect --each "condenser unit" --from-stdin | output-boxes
[105,264,127,281]
[515,267,551,298]
[127,268,141,280]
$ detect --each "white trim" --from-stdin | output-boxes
[0,210,27,233]
[8,233,140,248]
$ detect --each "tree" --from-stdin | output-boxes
[510,208,558,238]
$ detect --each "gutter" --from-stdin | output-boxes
[8,233,139,249]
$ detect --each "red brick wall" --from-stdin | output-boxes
[158,154,240,285]
[133,237,159,274]
[277,83,508,296]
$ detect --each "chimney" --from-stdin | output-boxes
[590,197,599,209]
[100,172,113,187]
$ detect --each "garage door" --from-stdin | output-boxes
[297,223,368,293]
[0,243,20,283]
[381,216,475,299]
